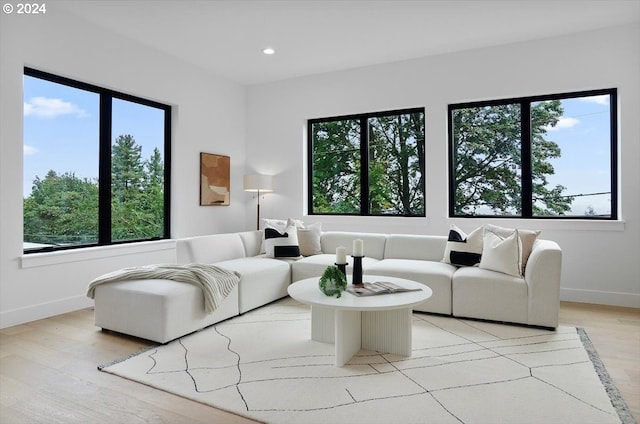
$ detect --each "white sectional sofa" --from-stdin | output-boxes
[91,228,562,343]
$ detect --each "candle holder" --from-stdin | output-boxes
[334,262,347,277]
[351,255,364,285]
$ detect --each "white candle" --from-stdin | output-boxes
[353,239,364,257]
[336,247,347,264]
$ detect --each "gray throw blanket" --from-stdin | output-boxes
[86,263,240,314]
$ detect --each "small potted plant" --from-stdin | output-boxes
[319,265,347,297]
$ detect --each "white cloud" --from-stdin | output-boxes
[578,95,609,106]
[23,145,39,155]
[544,116,580,131]
[24,96,88,118]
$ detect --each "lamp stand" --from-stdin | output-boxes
[255,189,261,230]
[244,174,273,231]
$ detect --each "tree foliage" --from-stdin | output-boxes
[24,171,99,245]
[311,111,425,216]
[24,134,164,247]
[452,101,572,216]
[368,113,425,215]
[311,119,361,214]
[111,135,164,241]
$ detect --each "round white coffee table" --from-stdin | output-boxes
[288,275,432,366]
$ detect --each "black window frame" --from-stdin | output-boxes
[23,67,172,254]
[307,107,426,217]
[447,88,617,220]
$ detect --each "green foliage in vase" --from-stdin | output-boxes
[319,266,347,298]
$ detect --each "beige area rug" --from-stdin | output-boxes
[99,298,634,424]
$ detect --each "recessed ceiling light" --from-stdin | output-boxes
[262,47,275,55]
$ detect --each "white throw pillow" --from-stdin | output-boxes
[263,219,301,258]
[260,217,304,231]
[479,228,523,277]
[297,222,322,256]
[260,218,305,254]
[484,224,540,271]
[442,225,483,266]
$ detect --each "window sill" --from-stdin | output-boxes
[21,239,176,269]
[449,218,626,232]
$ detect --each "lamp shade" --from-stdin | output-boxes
[243,174,273,192]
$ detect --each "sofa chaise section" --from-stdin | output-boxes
[93,278,239,344]
[93,230,290,343]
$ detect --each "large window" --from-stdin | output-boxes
[23,68,171,253]
[308,108,425,216]
[448,89,617,219]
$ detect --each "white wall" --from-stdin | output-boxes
[0,9,249,327]
[246,24,640,308]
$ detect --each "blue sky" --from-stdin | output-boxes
[23,75,164,198]
[23,75,612,215]
[540,95,612,215]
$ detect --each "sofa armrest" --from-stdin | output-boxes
[524,239,562,327]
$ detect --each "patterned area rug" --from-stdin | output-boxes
[99,298,634,424]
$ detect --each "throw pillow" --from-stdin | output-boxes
[484,224,540,271]
[479,228,523,277]
[260,218,305,254]
[260,217,305,230]
[263,219,301,258]
[442,225,483,266]
[297,222,322,256]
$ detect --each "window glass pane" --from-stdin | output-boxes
[451,104,522,216]
[23,76,99,250]
[368,112,425,215]
[111,98,165,242]
[533,95,612,217]
[311,119,361,213]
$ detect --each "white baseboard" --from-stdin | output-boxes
[0,295,93,329]
[560,287,640,309]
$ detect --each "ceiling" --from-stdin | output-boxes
[57,0,640,85]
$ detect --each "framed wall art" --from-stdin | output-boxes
[200,152,230,206]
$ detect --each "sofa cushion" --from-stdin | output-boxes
[442,225,483,266]
[214,257,291,314]
[320,232,387,260]
[452,266,528,324]
[384,234,448,261]
[238,230,263,257]
[479,228,523,277]
[291,253,379,282]
[365,259,456,315]
[176,233,246,264]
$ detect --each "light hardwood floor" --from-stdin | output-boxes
[1,302,638,424]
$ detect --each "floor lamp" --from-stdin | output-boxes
[244,174,273,230]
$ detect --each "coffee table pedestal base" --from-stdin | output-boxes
[311,305,412,366]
